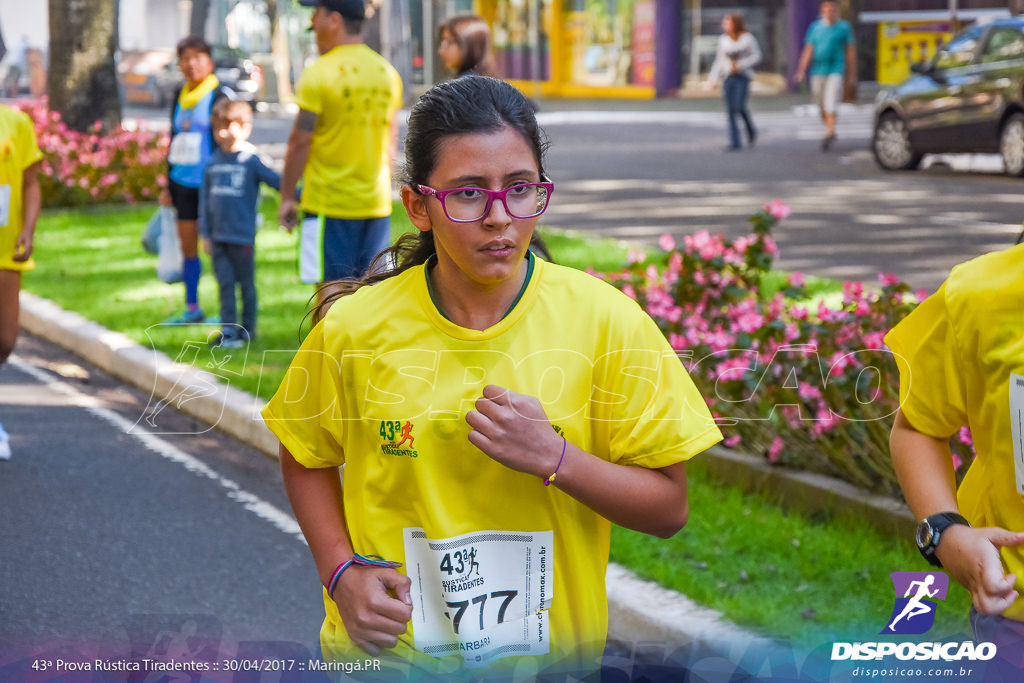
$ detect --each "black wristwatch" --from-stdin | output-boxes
[916,512,971,567]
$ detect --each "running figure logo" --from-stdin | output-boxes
[396,421,415,448]
[882,571,949,635]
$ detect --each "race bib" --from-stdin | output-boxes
[168,132,202,166]
[0,185,10,227]
[1010,373,1024,495]
[403,527,552,669]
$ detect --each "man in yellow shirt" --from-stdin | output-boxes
[887,244,1024,679]
[278,0,402,301]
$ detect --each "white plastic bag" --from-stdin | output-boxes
[154,206,183,283]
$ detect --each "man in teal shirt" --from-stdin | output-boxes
[796,0,857,151]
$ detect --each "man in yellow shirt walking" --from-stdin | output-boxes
[278,0,402,302]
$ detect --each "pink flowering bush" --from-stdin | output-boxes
[16,99,168,208]
[597,203,974,495]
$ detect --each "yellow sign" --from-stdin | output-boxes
[877,21,953,84]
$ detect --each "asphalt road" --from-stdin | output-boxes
[535,103,1024,293]
[127,98,1024,294]
[0,332,325,676]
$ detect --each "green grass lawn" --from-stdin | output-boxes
[612,465,973,646]
[24,200,950,646]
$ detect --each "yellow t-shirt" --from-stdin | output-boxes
[0,105,42,271]
[263,258,722,677]
[294,44,402,219]
[885,244,1024,621]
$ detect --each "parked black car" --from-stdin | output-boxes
[152,45,264,109]
[209,45,264,107]
[872,17,1024,175]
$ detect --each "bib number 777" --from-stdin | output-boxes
[404,528,552,668]
[445,589,518,634]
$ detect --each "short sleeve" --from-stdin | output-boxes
[844,23,856,47]
[293,67,322,116]
[595,309,722,469]
[884,283,968,439]
[16,109,42,169]
[261,322,347,468]
[804,22,817,46]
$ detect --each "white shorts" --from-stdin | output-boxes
[811,74,843,115]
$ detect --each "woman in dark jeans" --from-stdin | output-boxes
[708,14,762,150]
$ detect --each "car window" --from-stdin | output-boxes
[212,46,248,66]
[980,26,1024,63]
[933,27,983,70]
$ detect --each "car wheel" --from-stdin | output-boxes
[1000,113,1024,176]
[872,112,922,171]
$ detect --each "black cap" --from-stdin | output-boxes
[298,0,365,19]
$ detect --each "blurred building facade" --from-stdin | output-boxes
[1,0,1018,103]
[410,0,1019,98]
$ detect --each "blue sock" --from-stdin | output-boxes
[183,257,201,308]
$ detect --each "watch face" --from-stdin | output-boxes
[916,521,934,549]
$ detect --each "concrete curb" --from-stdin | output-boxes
[695,446,916,539]
[17,291,279,457]
[604,563,779,659]
[14,289,801,659]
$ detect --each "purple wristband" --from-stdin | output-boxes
[544,436,567,486]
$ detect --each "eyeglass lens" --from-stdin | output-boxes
[444,185,550,222]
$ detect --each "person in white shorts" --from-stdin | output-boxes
[796,1,857,151]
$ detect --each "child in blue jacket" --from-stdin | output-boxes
[199,99,280,347]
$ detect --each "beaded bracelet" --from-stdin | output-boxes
[543,436,567,486]
[326,553,403,597]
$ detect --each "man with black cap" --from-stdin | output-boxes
[279,0,402,298]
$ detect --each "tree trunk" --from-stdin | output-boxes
[190,0,212,37]
[0,16,7,64]
[265,0,293,102]
[47,0,121,132]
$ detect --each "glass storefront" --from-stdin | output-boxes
[493,0,551,81]
[563,0,644,87]
[409,0,792,98]
[683,0,787,87]
[409,0,475,86]
[485,0,661,96]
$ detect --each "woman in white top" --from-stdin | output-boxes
[708,14,762,150]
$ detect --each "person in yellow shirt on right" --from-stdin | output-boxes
[886,244,1024,681]
[278,0,402,304]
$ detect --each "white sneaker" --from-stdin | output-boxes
[0,424,10,460]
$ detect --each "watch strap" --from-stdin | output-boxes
[917,512,971,567]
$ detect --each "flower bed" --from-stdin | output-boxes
[596,203,973,495]
[15,99,167,208]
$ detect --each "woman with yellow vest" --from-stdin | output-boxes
[159,36,235,324]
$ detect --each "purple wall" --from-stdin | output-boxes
[787,0,820,90]
[655,0,682,95]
